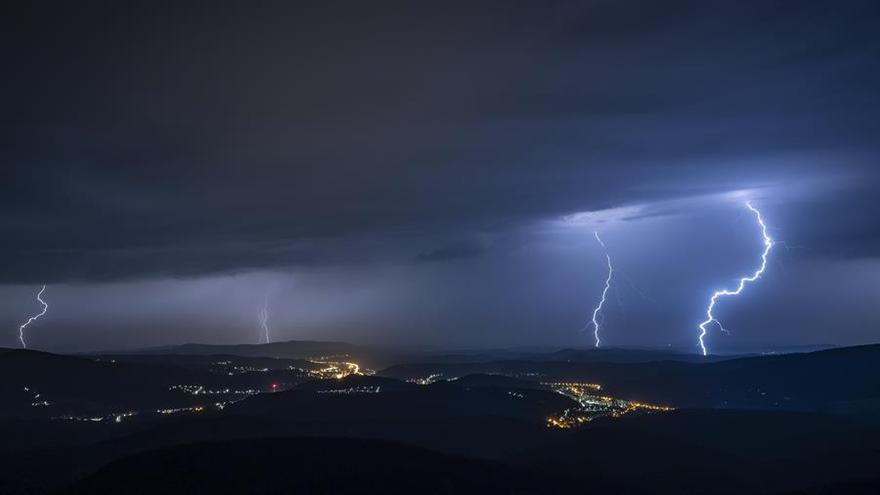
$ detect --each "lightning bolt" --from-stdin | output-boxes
[18,285,48,349]
[258,299,270,344]
[588,232,613,348]
[697,202,774,356]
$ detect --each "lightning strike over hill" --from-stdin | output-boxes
[258,300,270,344]
[588,232,613,348]
[697,202,774,356]
[18,285,48,349]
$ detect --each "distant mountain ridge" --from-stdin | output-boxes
[111,339,364,358]
[100,340,741,369]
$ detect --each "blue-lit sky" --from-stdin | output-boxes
[2,2,878,352]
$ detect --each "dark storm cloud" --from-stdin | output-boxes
[2,1,879,283]
[416,240,487,263]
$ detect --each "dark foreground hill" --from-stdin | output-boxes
[2,344,880,494]
[48,409,880,495]
[64,437,569,495]
[512,409,880,494]
[1,403,879,493]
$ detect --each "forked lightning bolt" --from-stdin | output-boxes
[589,232,613,348]
[697,202,774,356]
[19,285,48,349]
[258,300,270,344]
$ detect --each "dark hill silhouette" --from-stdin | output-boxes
[4,409,878,495]
[0,415,559,494]
[0,349,220,418]
[543,347,732,363]
[0,349,310,419]
[780,477,880,494]
[88,352,313,371]
[293,374,418,392]
[382,344,880,412]
[41,409,880,495]
[64,436,570,495]
[442,373,547,389]
[228,375,575,422]
[393,347,727,364]
[512,409,880,494]
[119,339,432,369]
[3,344,880,494]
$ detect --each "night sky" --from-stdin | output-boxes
[2,1,879,353]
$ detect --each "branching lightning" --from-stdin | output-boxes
[18,285,48,349]
[588,232,613,348]
[258,299,270,344]
[697,202,774,356]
